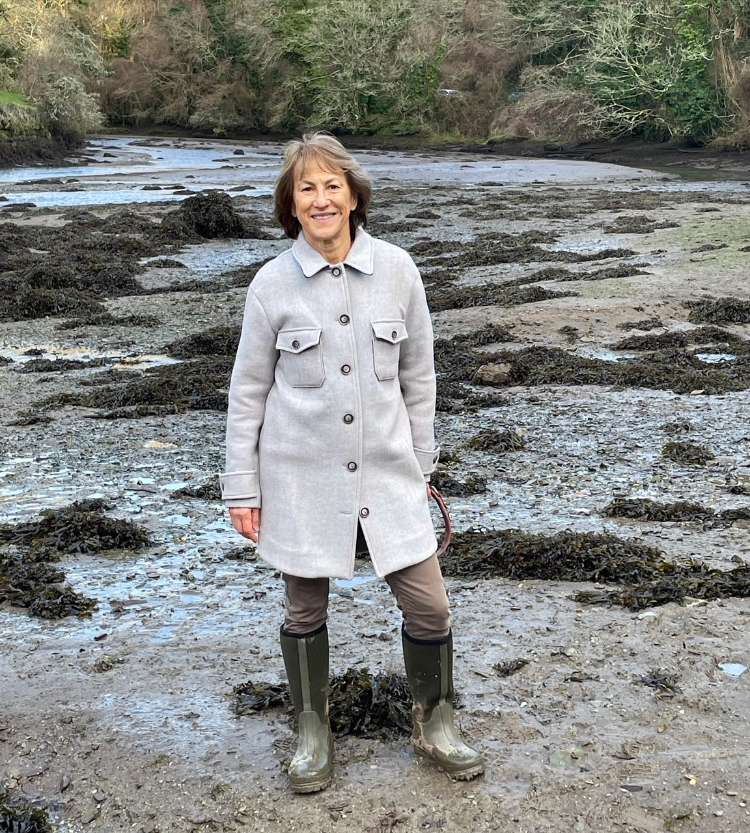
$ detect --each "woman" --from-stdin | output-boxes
[220,133,484,792]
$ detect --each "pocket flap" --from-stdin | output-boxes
[372,320,408,344]
[276,328,322,353]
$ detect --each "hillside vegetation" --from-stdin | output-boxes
[3,0,750,145]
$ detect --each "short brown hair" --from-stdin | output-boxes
[274,133,372,239]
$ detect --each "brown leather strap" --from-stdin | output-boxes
[428,483,453,558]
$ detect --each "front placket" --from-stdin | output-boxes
[336,264,364,573]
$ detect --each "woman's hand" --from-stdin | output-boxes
[229,507,261,543]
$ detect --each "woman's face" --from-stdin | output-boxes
[292,160,357,257]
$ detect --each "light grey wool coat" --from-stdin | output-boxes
[219,228,440,579]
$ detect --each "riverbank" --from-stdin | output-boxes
[0,134,84,169]
[1,137,750,833]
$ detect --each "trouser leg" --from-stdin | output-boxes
[385,553,451,641]
[283,574,329,634]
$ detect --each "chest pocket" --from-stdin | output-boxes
[276,328,325,388]
[371,320,408,381]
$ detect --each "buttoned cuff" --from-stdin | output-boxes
[225,498,261,509]
[414,446,440,476]
[220,470,260,503]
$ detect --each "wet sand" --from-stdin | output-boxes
[1,137,750,832]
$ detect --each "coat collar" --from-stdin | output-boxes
[292,227,375,277]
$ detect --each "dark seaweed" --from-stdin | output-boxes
[603,498,709,522]
[233,668,415,738]
[465,428,526,453]
[662,440,715,465]
[430,469,487,497]
[638,670,680,696]
[41,357,232,416]
[684,297,750,324]
[56,313,163,330]
[0,788,53,833]
[0,498,151,557]
[479,345,750,395]
[170,482,222,501]
[427,283,576,313]
[166,326,241,358]
[443,527,750,610]
[13,358,111,374]
[493,659,529,677]
[0,500,150,619]
[614,326,743,351]
[616,318,663,331]
[604,498,750,528]
[602,216,678,234]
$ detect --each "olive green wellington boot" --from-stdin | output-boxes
[402,628,485,781]
[279,624,334,793]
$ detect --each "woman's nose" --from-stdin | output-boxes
[312,189,329,206]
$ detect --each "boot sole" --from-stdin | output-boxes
[290,775,332,794]
[414,746,485,781]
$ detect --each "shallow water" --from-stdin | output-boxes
[0,134,690,211]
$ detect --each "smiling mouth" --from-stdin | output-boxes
[311,213,336,221]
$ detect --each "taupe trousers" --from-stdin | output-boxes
[283,527,450,641]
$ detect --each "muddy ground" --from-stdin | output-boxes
[2,138,750,833]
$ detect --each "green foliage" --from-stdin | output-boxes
[0,0,746,143]
[262,0,445,132]
[0,90,33,108]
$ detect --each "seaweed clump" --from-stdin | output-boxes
[443,527,750,611]
[603,498,750,528]
[465,428,526,453]
[41,356,232,418]
[603,498,709,523]
[480,345,750,395]
[0,788,53,833]
[166,325,241,359]
[662,440,715,465]
[234,668,414,738]
[431,469,487,497]
[171,482,222,501]
[614,326,742,351]
[0,498,151,558]
[0,499,149,618]
[159,191,245,240]
[638,671,680,697]
[684,297,750,325]
[617,317,663,331]
[427,282,576,313]
[493,659,529,677]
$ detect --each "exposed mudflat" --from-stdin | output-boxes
[2,137,750,833]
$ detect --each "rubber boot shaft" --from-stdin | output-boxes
[280,624,334,793]
[402,628,484,780]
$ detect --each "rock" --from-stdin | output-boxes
[473,362,513,385]
[233,148,245,155]
[160,190,244,240]
[80,808,100,824]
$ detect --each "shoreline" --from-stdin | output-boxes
[0,134,83,169]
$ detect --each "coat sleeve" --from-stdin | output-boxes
[219,288,277,507]
[399,267,440,480]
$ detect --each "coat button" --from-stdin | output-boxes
[347,462,357,472]
[332,267,341,277]
[339,314,350,325]
[391,330,398,339]
[341,364,351,374]
[292,339,300,349]
[343,414,354,424]
[359,507,369,518]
